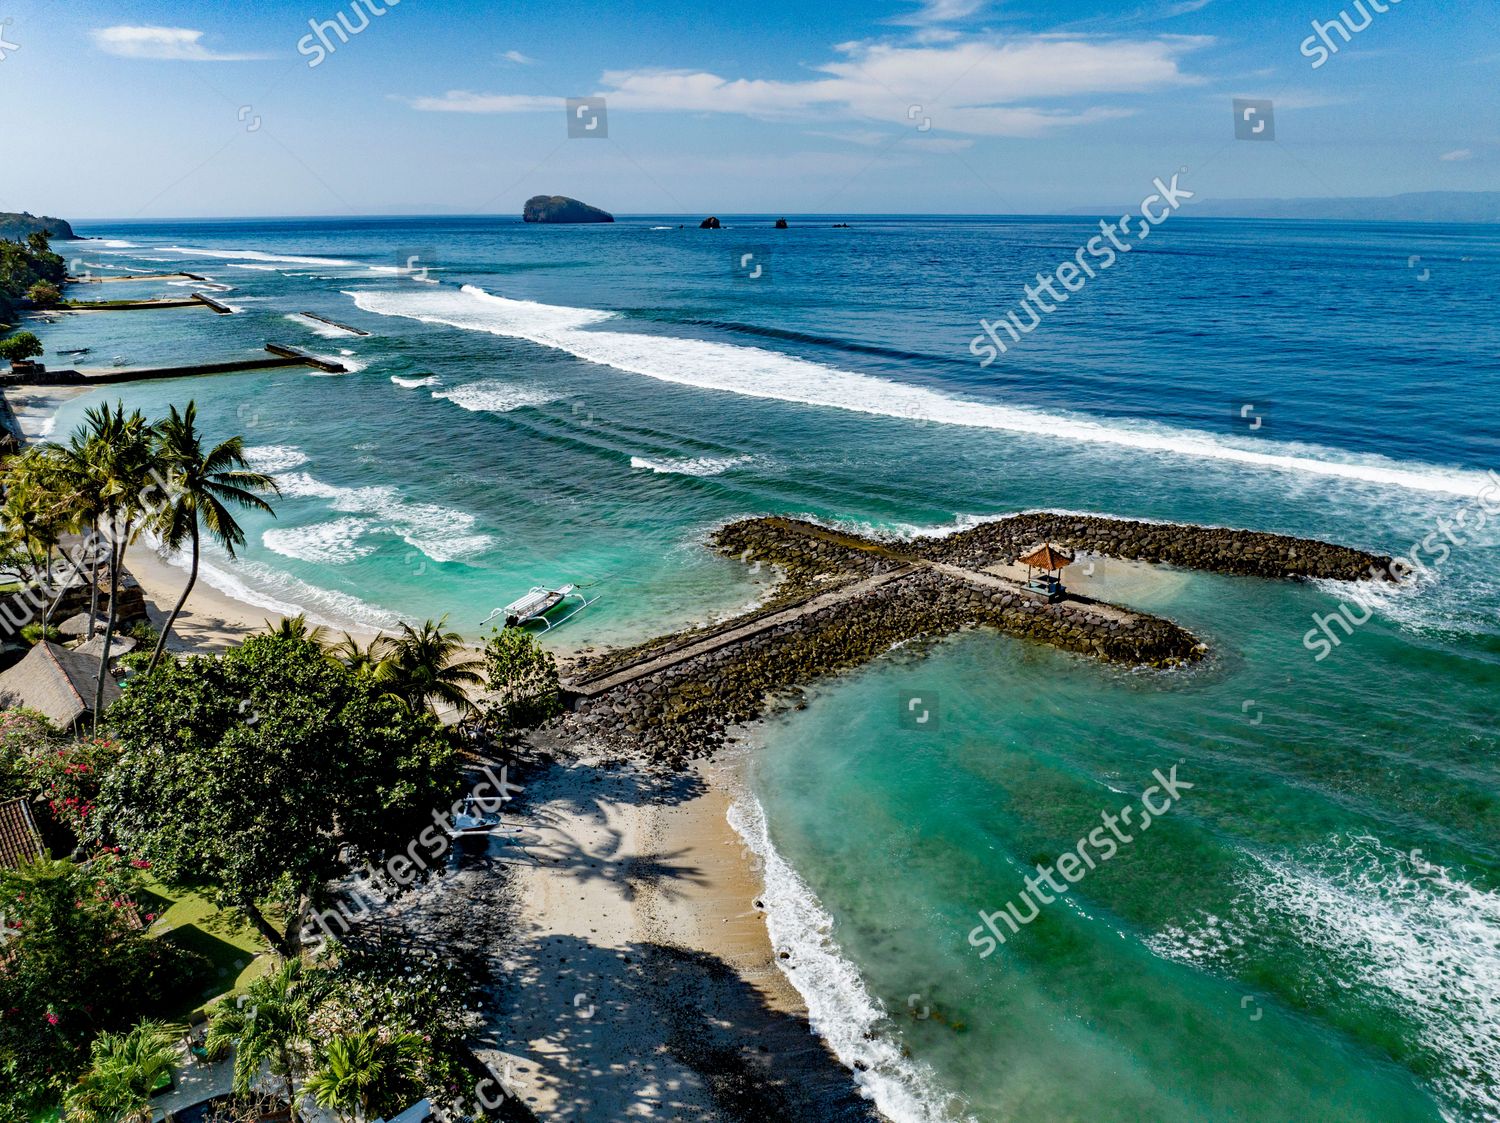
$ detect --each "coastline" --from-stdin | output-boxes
[124,542,297,655]
[487,744,883,1121]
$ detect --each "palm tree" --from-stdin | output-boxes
[76,402,157,727]
[304,1029,424,1123]
[63,407,125,640]
[371,617,484,717]
[146,403,278,673]
[264,612,330,647]
[204,959,313,1121]
[0,447,94,630]
[329,632,380,676]
[63,1019,186,1123]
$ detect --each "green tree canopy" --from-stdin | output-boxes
[98,634,461,955]
[25,280,62,308]
[482,626,562,733]
[0,330,43,363]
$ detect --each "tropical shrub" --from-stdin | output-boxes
[0,855,191,1121]
[482,627,562,733]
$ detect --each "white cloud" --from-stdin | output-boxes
[1440,148,1475,162]
[409,34,1210,138]
[893,0,986,24]
[502,50,537,65]
[90,25,266,61]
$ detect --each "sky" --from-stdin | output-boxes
[1,0,1496,219]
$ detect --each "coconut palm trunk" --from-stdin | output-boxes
[145,402,278,675]
[87,532,101,639]
[147,520,197,670]
[94,518,132,729]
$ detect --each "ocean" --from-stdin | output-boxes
[42,214,1500,1121]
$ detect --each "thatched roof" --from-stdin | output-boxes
[73,633,137,660]
[0,798,43,870]
[58,612,95,639]
[0,641,121,729]
[1019,544,1076,572]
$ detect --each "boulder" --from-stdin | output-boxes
[775,218,789,229]
[700,216,722,229]
[522,195,614,224]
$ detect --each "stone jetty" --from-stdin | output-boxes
[560,513,1390,765]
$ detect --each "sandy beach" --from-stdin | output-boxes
[480,746,879,1121]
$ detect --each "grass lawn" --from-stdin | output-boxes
[137,873,277,1019]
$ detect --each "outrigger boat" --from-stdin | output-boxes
[481,584,598,631]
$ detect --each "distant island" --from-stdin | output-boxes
[1073,190,1500,224]
[522,195,614,224]
[0,212,78,240]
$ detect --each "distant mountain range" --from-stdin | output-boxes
[0,212,78,240]
[1073,191,1500,224]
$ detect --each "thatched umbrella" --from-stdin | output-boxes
[1019,543,1076,583]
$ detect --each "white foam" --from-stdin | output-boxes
[391,375,439,388]
[729,793,976,1123]
[262,518,377,564]
[286,312,356,339]
[95,239,138,248]
[348,285,1489,499]
[161,245,359,268]
[1150,835,1500,1120]
[308,351,366,375]
[150,535,402,631]
[245,445,310,473]
[275,470,491,563]
[630,454,753,477]
[430,380,556,414]
[226,263,280,272]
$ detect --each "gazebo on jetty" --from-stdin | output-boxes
[1018,543,1075,602]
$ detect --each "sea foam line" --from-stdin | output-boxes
[150,534,401,632]
[346,285,1486,499]
[630,454,753,477]
[728,792,975,1123]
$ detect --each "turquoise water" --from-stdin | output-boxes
[36,217,1500,1120]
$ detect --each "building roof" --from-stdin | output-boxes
[1019,544,1076,572]
[0,798,43,870]
[0,641,122,728]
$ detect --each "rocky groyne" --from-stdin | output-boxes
[911,512,1391,581]
[566,563,1203,764]
[561,513,1393,765]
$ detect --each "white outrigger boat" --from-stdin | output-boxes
[481,584,598,631]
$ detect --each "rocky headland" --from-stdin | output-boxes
[0,212,78,241]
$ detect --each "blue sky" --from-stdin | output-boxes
[1,0,1496,218]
